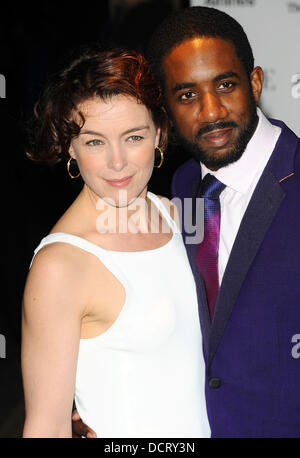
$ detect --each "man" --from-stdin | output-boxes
[73,6,300,437]
[147,6,300,438]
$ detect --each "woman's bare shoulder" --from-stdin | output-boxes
[30,241,84,276]
[24,242,91,317]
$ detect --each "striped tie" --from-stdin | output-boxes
[196,174,226,320]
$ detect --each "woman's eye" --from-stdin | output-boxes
[179,91,196,101]
[128,135,143,142]
[86,139,103,146]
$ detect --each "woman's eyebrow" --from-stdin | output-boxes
[80,129,103,136]
[122,125,149,135]
[80,126,149,136]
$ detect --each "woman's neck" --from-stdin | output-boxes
[82,184,153,235]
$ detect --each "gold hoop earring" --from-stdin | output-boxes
[154,146,164,168]
[67,157,80,179]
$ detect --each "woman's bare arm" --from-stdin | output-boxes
[22,244,84,438]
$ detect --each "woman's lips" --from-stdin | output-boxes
[200,128,234,148]
[105,175,133,188]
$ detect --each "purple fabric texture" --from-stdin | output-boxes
[196,175,225,319]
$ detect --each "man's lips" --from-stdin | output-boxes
[199,128,234,147]
[105,175,133,188]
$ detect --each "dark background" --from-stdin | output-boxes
[0,0,191,437]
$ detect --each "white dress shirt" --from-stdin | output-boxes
[201,108,281,285]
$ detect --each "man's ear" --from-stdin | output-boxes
[250,66,264,104]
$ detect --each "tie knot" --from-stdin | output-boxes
[200,174,226,199]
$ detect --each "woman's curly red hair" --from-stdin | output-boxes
[26,44,169,164]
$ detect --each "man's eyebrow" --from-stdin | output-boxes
[172,73,239,93]
[172,82,197,93]
[80,126,149,136]
[213,71,239,82]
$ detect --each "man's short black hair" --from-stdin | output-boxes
[147,6,255,87]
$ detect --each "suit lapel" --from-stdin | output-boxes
[186,241,211,354]
[177,121,298,366]
[207,170,286,367]
[207,120,298,369]
[184,172,211,355]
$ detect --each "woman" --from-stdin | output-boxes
[22,45,210,438]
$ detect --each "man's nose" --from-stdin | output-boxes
[107,145,128,172]
[197,92,228,124]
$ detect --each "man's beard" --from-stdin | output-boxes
[172,95,258,170]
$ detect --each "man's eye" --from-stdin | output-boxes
[86,139,103,146]
[179,91,196,101]
[128,135,143,142]
[219,81,236,90]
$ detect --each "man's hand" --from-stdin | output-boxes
[72,409,97,438]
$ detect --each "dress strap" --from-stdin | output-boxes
[30,232,105,267]
[29,232,130,294]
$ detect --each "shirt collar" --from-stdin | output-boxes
[201,108,282,194]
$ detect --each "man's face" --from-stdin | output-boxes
[163,37,263,170]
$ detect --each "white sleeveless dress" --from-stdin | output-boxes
[31,192,210,438]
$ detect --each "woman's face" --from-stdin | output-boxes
[69,95,160,207]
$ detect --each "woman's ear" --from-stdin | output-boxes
[69,143,76,159]
[250,66,264,104]
[155,127,161,148]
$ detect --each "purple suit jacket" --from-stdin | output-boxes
[172,119,300,437]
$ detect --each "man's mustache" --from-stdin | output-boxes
[195,121,238,140]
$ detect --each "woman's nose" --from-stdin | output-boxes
[107,146,128,172]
